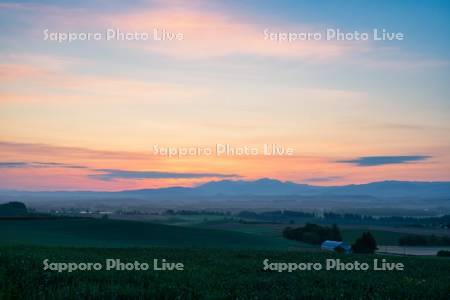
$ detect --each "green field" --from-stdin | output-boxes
[341,229,405,245]
[194,219,406,246]
[0,218,299,249]
[1,218,450,299]
[1,246,449,299]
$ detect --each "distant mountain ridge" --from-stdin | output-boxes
[193,179,450,198]
[1,179,450,199]
[195,178,312,195]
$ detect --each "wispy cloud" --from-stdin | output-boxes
[0,160,240,181]
[103,8,366,60]
[0,162,28,168]
[0,161,87,169]
[0,61,205,104]
[337,155,431,167]
[0,1,368,61]
[302,176,343,183]
[0,141,150,160]
[31,162,88,169]
[89,169,239,181]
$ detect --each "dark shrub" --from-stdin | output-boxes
[437,250,450,257]
[282,223,342,245]
[352,232,377,254]
[0,202,28,217]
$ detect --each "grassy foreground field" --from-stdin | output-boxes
[1,218,449,299]
[0,218,299,249]
[0,246,449,299]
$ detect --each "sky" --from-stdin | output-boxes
[0,0,449,191]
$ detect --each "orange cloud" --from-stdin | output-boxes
[0,61,207,104]
[0,64,52,82]
[1,140,449,190]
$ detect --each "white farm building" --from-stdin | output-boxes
[321,240,352,254]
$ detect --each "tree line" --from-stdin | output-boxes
[283,223,378,254]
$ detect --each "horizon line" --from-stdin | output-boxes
[1,178,450,193]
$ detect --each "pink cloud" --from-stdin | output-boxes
[103,8,366,60]
[0,61,206,103]
[0,64,51,81]
[1,2,368,60]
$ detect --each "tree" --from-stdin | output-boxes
[331,224,342,241]
[437,250,450,257]
[0,202,28,216]
[282,223,343,245]
[352,232,377,254]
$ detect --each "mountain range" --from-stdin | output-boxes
[2,179,450,199]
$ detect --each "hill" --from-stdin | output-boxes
[0,218,298,249]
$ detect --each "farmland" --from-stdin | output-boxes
[0,218,299,249]
[1,245,449,299]
[1,217,449,299]
[187,217,448,246]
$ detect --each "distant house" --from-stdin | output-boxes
[321,240,352,254]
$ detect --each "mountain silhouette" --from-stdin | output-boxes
[3,179,449,199]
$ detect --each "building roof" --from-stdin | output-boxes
[321,240,351,250]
